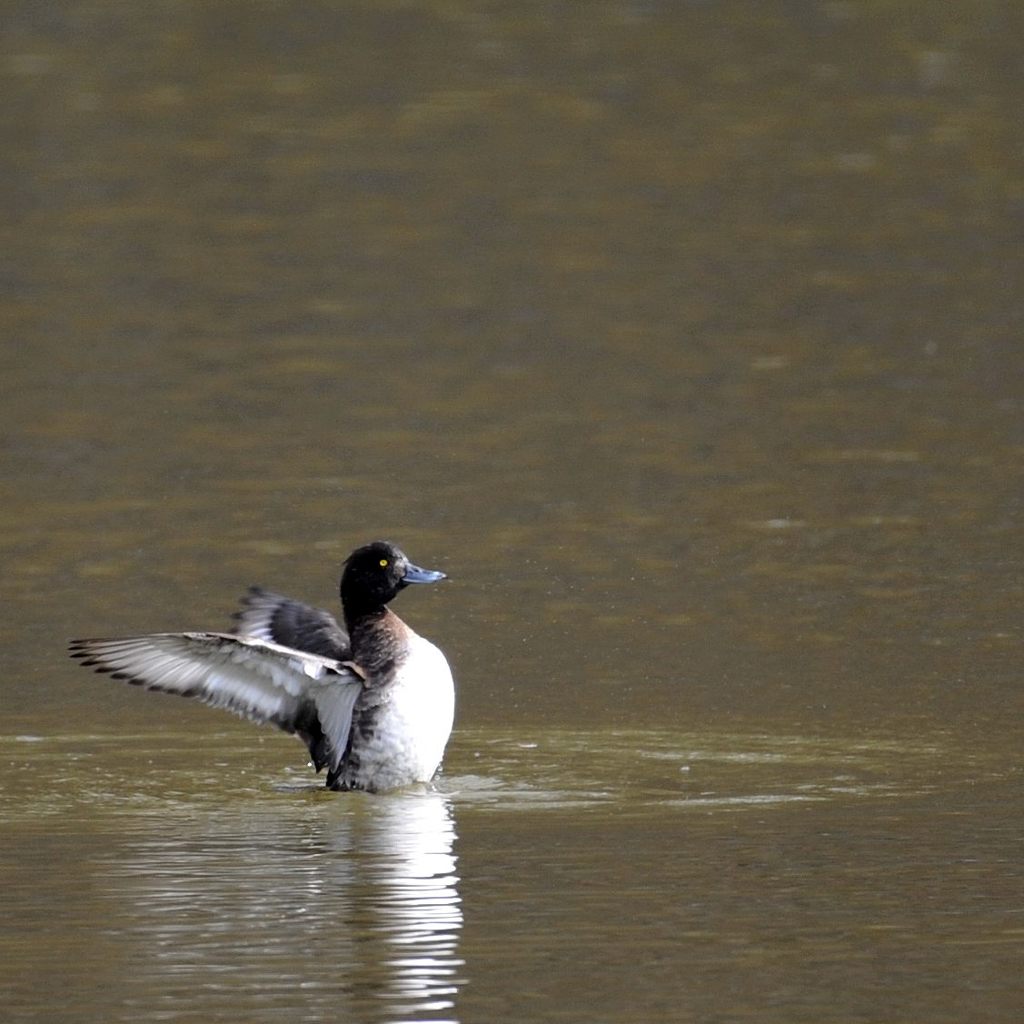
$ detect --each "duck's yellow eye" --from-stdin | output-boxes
[379,558,389,567]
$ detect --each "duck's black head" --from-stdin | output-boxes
[340,541,446,621]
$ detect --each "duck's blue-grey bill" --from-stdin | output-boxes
[402,564,447,584]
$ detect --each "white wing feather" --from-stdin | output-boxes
[68,632,363,762]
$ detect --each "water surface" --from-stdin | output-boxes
[3,725,1017,1023]
[2,1,1022,1022]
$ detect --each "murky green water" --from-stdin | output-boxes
[3,726,1017,1024]
[3,2,1023,1022]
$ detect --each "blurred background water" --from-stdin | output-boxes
[2,2,1022,1022]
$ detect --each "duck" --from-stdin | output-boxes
[68,541,455,793]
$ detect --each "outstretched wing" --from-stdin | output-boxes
[232,587,350,660]
[68,632,363,777]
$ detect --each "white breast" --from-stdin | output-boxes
[349,634,455,791]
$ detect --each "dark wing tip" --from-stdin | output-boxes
[67,642,123,677]
[67,645,128,682]
[68,639,94,661]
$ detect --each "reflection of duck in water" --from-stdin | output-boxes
[69,541,455,792]
[103,788,464,1023]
